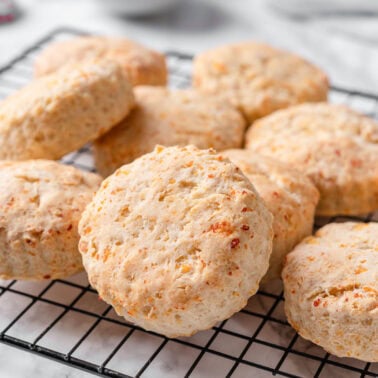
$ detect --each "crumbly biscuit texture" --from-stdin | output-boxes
[222,149,318,282]
[193,42,328,122]
[0,60,134,161]
[94,86,246,176]
[283,222,378,361]
[79,145,273,337]
[246,103,378,215]
[34,36,167,86]
[0,160,102,280]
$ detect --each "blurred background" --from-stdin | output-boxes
[1,0,378,92]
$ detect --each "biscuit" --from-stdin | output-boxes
[222,149,319,283]
[79,145,273,337]
[34,36,167,86]
[193,42,328,122]
[0,60,134,161]
[283,222,378,361]
[0,160,102,280]
[246,103,378,216]
[93,86,246,176]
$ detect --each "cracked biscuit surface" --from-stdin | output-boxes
[0,60,135,161]
[222,149,319,283]
[94,86,246,176]
[79,145,273,337]
[34,36,167,86]
[193,42,328,122]
[0,160,102,280]
[283,222,378,361]
[246,103,378,215]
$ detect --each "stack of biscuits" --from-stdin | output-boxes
[0,36,376,362]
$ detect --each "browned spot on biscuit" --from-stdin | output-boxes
[208,221,234,235]
[231,238,240,249]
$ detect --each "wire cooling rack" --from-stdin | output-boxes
[0,27,377,378]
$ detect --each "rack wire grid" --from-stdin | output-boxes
[0,27,377,378]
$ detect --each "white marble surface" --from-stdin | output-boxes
[1,1,378,377]
[0,343,93,378]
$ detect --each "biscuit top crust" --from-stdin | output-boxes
[0,60,134,160]
[93,86,246,175]
[0,160,101,238]
[193,42,328,120]
[283,221,378,361]
[284,222,378,314]
[246,103,378,215]
[248,103,378,145]
[246,102,378,179]
[1,60,126,131]
[111,86,245,148]
[34,36,167,86]
[79,145,273,336]
[0,160,102,279]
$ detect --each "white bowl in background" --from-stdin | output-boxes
[97,0,184,17]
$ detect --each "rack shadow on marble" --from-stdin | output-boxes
[0,27,377,378]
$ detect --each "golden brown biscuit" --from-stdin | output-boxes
[246,103,378,216]
[79,145,273,337]
[222,149,319,282]
[193,42,328,122]
[0,160,102,280]
[34,36,167,86]
[93,86,246,176]
[283,222,378,362]
[0,60,134,161]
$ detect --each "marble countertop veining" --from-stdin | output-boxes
[1,1,378,377]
